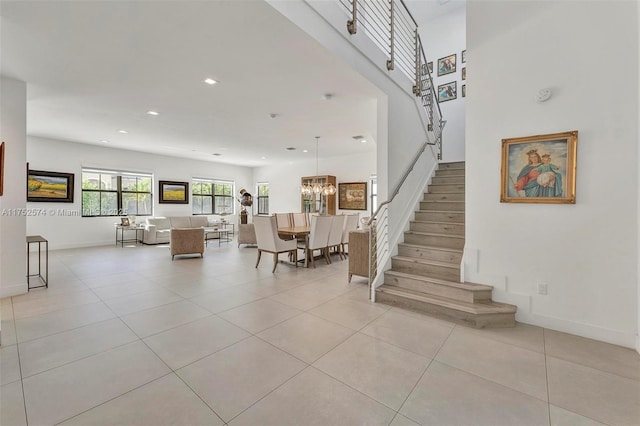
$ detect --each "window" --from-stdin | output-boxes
[370,175,377,214]
[82,169,152,217]
[257,183,269,215]
[192,179,234,215]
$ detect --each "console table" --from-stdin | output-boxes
[26,235,48,290]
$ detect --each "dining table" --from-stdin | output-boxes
[277,226,310,268]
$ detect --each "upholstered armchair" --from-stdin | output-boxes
[170,228,205,260]
[254,216,297,273]
[238,223,257,247]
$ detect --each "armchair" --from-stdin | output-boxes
[170,228,205,260]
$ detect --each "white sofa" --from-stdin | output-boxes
[143,216,210,245]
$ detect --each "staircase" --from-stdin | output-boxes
[376,162,517,328]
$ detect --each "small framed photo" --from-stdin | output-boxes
[437,81,457,102]
[437,54,456,76]
[159,180,189,204]
[338,182,367,210]
[27,169,75,202]
[500,131,578,204]
[420,62,434,76]
[0,141,4,196]
[462,84,466,98]
[462,49,466,63]
[120,217,130,227]
[462,67,466,80]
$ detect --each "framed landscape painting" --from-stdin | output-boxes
[500,130,578,204]
[27,169,74,202]
[159,180,189,204]
[338,182,367,210]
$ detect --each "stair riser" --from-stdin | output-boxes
[375,291,516,328]
[415,211,465,222]
[438,162,465,170]
[432,176,465,185]
[420,201,465,212]
[391,258,460,281]
[428,184,465,193]
[404,233,465,249]
[410,222,464,235]
[435,169,465,177]
[423,193,465,202]
[398,245,463,263]
[383,274,492,303]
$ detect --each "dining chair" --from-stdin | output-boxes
[327,215,346,262]
[254,215,298,273]
[275,213,294,240]
[299,215,332,268]
[292,212,308,227]
[341,214,360,256]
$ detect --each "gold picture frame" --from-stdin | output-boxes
[501,131,578,204]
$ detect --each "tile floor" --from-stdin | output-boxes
[1,241,639,425]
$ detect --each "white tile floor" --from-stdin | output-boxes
[1,241,639,425]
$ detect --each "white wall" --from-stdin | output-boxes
[466,1,638,348]
[0,76,28,299]
[26,137,253,249]
[267,0,440,289]
[253,150,376,222]
[418,6,466,162]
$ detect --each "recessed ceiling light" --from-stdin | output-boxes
[147,110,159,116]
[361,139,367,143]
[204,78,217,85]
[118,130,128,134]
[100,140,110,143]
[261,156,267,160]
[303,149,308,153]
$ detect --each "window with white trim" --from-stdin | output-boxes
[192,179,234,215]
[81,169,153,217]
[257,183,269,215]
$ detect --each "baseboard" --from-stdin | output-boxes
[1,282,28,298]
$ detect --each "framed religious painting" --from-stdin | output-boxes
[500,131,578,204]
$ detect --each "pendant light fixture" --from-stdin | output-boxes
[301,136,336,196]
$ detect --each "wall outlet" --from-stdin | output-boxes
[537,283,548,295]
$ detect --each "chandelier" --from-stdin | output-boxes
[301,136,336,196]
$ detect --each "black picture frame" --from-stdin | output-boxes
[462,49,466,63]
[159,180,189,204]
[438,81,457,103]
[27,169,75,203]
[437,54,456,76]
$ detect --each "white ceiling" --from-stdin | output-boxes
[0,0,383,167]
[404,0,466,25]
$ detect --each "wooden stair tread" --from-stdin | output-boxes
[392,255,459,269]
[385,270,493,291]
[405,231,465,239]
[429,183,465,186]
[398,243,463,253]
[377,286,517,314]
[411,220,465,225]
[416,210,465,213]
[421,200,465,203]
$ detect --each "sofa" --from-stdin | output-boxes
[143,216,209,244]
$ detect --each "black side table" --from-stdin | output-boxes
[26,235,48,290]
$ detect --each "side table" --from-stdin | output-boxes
[115,225,144,247]
[26,235,48,290]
